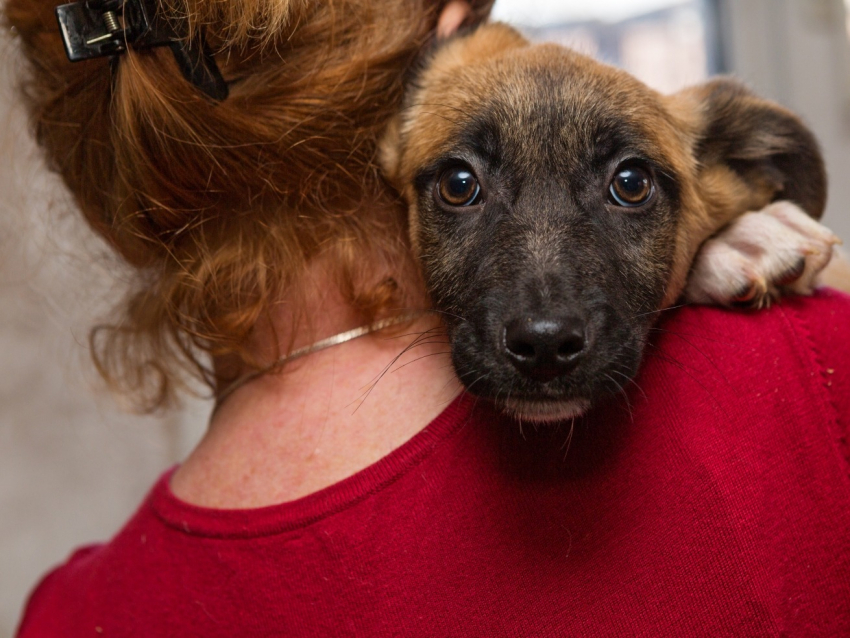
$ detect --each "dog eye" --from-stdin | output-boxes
[437,167,482,207]
[609,165,654,207]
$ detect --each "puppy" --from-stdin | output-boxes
[381,23,841,423]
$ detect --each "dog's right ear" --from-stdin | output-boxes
[673,78,827,221]
[380,22,529,191]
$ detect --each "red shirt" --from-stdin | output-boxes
[18,290,850,637]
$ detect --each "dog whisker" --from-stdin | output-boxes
[604,373,634,425]
[561,418,576,460]
[349,329,453,412]
[391,350,453,373]
[639,345,730,420]
[376,306,467,326]
[505,378,517,416]
[422,308,469,323]
[645,329,733,389]
[651,318,751,346]
[464,373,490,395]
[437,375,466,403]
[647,326,729,345]
[609,368,648,403]
[630,303,688,320]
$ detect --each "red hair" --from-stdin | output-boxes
[6,0,492,411]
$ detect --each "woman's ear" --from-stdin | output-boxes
[674,77,827,219]
[380,2,472,188]
[379,114,404,186]
[437,1,472,40]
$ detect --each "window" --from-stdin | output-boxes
[492,0,850,240]
[491,0,711,92]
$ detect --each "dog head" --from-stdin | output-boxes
[381,23,826,422]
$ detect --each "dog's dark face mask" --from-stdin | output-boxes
[413,74,680,421]
[381,24,825,422]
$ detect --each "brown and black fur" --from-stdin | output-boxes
[381,24,827,421]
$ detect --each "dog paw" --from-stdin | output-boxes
[685,201,841,308]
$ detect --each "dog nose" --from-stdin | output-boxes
[504,316,587,382]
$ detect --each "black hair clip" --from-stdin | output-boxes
[55,0,228,101]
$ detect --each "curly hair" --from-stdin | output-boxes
[5,0,493,411]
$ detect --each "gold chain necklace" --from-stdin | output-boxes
[216,311,424,404]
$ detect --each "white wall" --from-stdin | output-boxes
[0,40,209,638]
[495,0,850,240]
[719,0,850,240]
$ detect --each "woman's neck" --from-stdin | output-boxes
[170,308,458,509]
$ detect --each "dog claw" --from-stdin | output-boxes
[685,201,839,307]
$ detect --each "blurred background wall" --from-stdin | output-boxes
[0,42,209,636]
[491,0,850,240]
[717,0,850,242]
[1,0,849,635]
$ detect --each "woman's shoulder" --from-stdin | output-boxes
[16,477,174,637]
[770,288,850,423]
[670,288,850,411]
[16,545,101,637]
[666,287,850,346]
[654,287,850,383]
[14,292,850,636]
[680,286,850,344]
[637,287,850,456]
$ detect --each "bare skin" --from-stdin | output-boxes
[171,3,474,509]
[171,310,458,509]
[437,0,472,39]
[170,251,460,508]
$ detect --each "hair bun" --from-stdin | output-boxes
[5,0,491,410]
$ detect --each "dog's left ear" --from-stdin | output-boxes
[674,77,827,220]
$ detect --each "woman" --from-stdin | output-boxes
[10,0,850,634]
